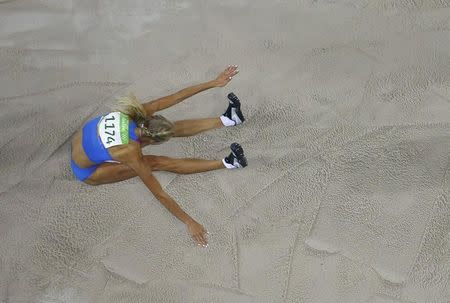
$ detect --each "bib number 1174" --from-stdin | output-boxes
[104,116,116,144]
[99,112,127,148]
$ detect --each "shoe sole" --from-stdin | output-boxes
[227,93,241,107]
[228,93,245,122]
[230,143,248,167]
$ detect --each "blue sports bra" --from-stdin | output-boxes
[82,113,139,164]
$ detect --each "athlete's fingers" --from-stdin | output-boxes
[196,232,207,245]
[200,231,209,247]
[226,65,237,72]
[199,234,207,246]
[195,233,203,244]
[195,233,205,245]
[192,233,199,242]
[194,235,202,245]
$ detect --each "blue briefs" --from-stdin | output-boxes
[70,159,98,181]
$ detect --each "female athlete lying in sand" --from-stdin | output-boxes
[70,65,247,247]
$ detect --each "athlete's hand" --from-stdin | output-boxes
[213,65,239,87]
[186,220,208,247]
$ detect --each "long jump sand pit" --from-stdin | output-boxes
[1,1,449,302]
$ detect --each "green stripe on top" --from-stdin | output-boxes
[120,113,129,144]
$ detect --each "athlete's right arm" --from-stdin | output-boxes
[142,65,239,115]
[125,152,208,246]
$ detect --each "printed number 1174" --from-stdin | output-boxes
[104,116,116,144]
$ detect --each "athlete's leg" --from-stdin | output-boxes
[152,156,224,174]
[172,92,245,137]
[85,155,225,185]
[84,161,136,185]
[173,118,223,137]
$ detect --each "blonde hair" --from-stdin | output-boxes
[116,93,147,125]
[143,114,174,142]
[116,93,174,142]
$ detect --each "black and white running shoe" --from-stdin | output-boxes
[220,92,245,126]
[223,143,248,169]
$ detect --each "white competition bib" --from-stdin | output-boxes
[98,112,129,148]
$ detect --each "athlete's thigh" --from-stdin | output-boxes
[85,155,169,185]
[86,162,137,185]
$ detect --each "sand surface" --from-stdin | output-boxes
[1,1,450,302]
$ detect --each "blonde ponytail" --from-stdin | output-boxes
[116,93,147,125]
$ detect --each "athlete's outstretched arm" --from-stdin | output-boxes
[126,153,208,246]
[143,65,239,115]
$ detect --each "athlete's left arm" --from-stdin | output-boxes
[142,65,239,115]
